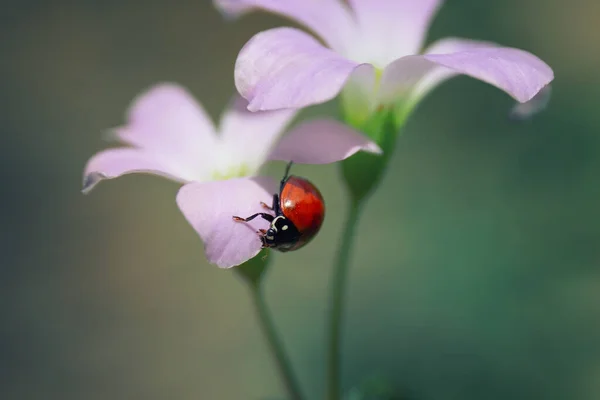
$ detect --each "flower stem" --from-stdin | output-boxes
[327,199,362,400]
[250,285,305,400]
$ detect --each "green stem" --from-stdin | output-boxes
[327,199,363,400]
[250,285,305,400]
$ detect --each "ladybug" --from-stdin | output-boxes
[233,162,325,252]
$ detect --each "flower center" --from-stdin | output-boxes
[211,163,251,181]
[340,67,384,127]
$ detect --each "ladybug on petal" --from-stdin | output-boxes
[233,162,325,252]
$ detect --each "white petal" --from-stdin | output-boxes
[218,95,297,174]
[115,83,218,181]
[214,0,357,54]
[378,38,554,106]
[268,119,381,164]
[346,0,443,66]
[82,148,185,194]
[235,27,366,111]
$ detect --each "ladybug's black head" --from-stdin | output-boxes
[263,215,301,251]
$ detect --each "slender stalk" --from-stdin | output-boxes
[327,199,362,400]
[250,285,305,400]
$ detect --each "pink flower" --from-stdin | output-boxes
[83,84,380,267]
[216,0,554,116]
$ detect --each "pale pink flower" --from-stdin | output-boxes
[83,84,380,267]
[216,0,554,116]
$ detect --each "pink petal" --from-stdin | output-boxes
[115,83,218,181]
[218,95,297,173]
[409,38,499,102]
[235,27,367,111]
[377,56,439,105]
[268,119,381,164]
[82,148,185,194]
[379,38,554,105]
[176,177,277,268]
[422,39,554,103]
[346,0,443,65]
[379,39,497,104]
[213,0,356,53]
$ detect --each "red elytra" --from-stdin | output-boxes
[278,175,325,248]
[232,162,325,252]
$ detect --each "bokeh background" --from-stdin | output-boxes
[2,0,600,399]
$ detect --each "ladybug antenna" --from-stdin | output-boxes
[280,160,293,192]
[283,160,293,180]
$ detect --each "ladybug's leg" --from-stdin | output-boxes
[260,202,272,211]
[271,194,281,215]
[232,213,274,223]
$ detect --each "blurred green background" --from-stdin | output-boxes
[2,0,600,399]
